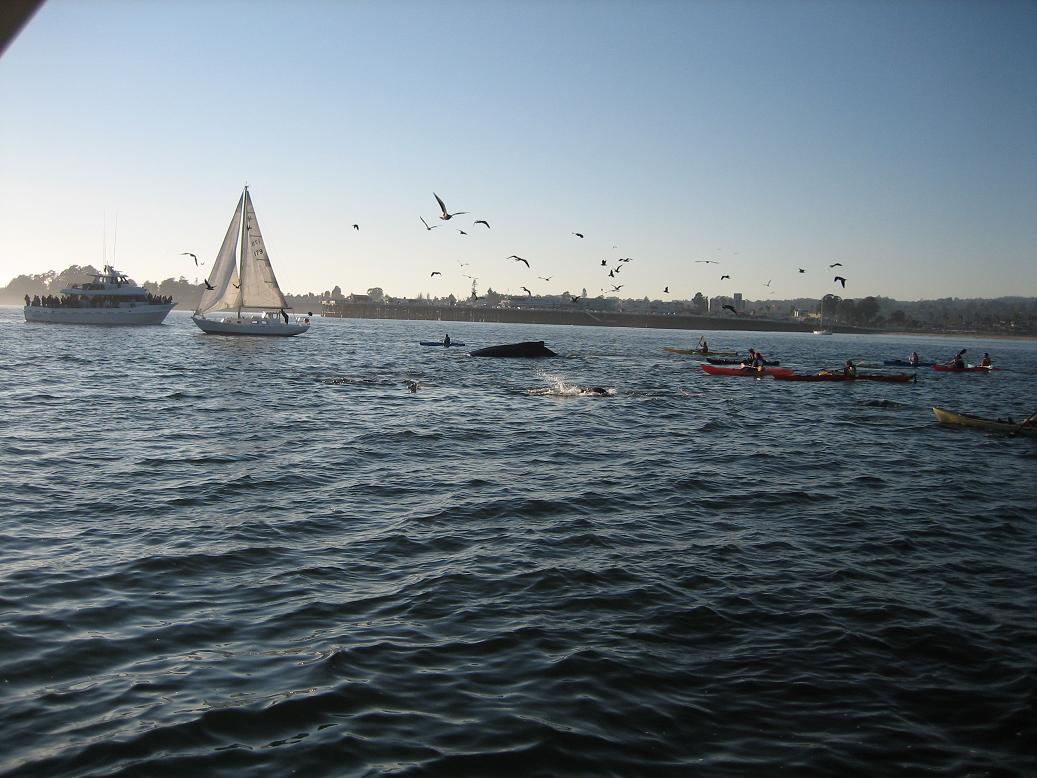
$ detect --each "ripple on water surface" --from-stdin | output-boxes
[1,312,1035,776]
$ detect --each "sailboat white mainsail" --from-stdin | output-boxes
[239,190,289,311]
[192,187,310,336]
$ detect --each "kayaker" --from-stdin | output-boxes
[950,349,966,369]
[1022,413,1037,428]
[740,348,757,368]
[843,359,857,378]
[698,335,709,353]
[444,334,451,346]
[980,352,991,367]
[909,351,920,366]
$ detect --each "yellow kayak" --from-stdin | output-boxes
[933,407,1037,436]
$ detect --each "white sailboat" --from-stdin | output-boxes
[813,310,832,335]
[192,187,311,336]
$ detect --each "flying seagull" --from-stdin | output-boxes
[608,269,615,278]
[570,296,582,304]
[474,220,490,229]
[763,280,772,287]
[722,304,737,314]
[203,280,214,290]
[798,268,806,273]
[434,192,468,220]
[663,286,669,293]
[600,260,608,267]
[458,230,467,235]
[610,284,623,292]
[352,224,359,230]
[521,286,532,296]
[430,271,441,277]
[830,262,843,268]
[695,260,718,264]
[619,257,633,263]
[232,282,240,289]
[834,276,847,288]
[508,255,530,267]
[720,274,731,280]
[420,216,438,231]
[538,276,553,282]
[572,232,584,238]
[181,252,202,267]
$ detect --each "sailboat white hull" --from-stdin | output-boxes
[25,303,175,325]
[192,314,310,336]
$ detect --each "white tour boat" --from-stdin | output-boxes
[192,187,310,336]
[23,266,176,325]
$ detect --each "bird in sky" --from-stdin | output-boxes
[619,257,633,263]
[434,192,468,220]
[664,286,669,293]
[721,274,731,280]
[763,280,772,287]
[608,269,615,278]
[181,252,202,267]
[538,276,553,282]
[572,232,584,238]
[458,230,467,235]
[420,216,438,231]
[430,271,441,277]
[521,286,532,296]
[203,280,214,290]
[352,224,359,230]
[611,284,623,292]
[830,262,843,268]
[834,276,847,288]
[600,260,608,266]
[508,255,530,267]
[458,260,469,267]
[570,296,581,303]
[232,282,240,289]
[695,260,718,264]
[474,220,490,229]
[722,304,738,314]
[798,268,806,273]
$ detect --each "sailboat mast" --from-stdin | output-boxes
[238,185,247,318]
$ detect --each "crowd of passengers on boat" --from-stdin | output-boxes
[24,293,174,308]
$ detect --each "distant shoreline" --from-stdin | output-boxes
[315,301,1037,340]
[1,304,1033,340]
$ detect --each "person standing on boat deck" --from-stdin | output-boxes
[980,352,992,367]
[843,359,857,378]
[444,334,451,346]
[24,295,30,306]
[279,308,288,324]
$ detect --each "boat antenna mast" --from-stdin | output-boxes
[238,185,247,320]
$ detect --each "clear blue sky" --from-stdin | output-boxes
[2,0,1035,302]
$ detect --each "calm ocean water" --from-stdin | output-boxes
[1,307,1035,777]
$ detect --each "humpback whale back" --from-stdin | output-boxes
[470,341,557,358]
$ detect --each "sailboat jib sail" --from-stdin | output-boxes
[239,190,289,311]
[195,193,243,315]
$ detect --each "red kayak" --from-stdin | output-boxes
[932,364,996,373]
[701,364,795,378]
[773,372,914,383]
